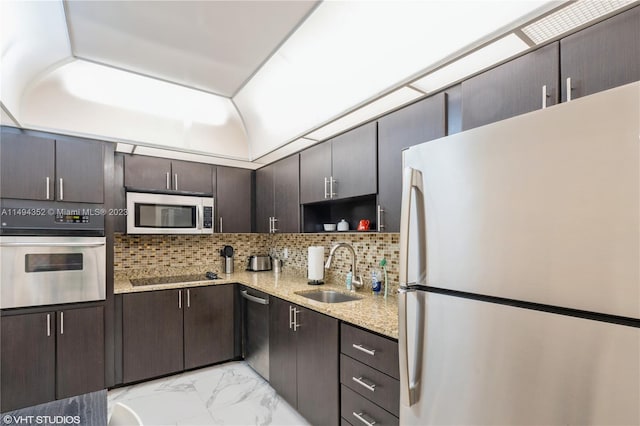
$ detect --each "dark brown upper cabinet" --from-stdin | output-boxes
[216,166,252,233]
[0,128,104,203]
[255,155,300,233]
[55,138,105,203]
[377,95,446,232]
[300,141,332,204]
[461,42,559,131]
[560,6,639,102]
[300,122,377,204]
[124,155,213,195]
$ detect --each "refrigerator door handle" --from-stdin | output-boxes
[399,287,424,407]
[400,167,427,287]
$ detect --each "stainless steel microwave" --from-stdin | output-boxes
[126,192,213,234]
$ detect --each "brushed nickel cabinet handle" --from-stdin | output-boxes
[219,217,223,233]
[272,217,279,233]
[330,176,336,198]
[352,412,376,426]
[352,376,376,392]
[567,77,573,102]
[352,343,376,356]
[324,177,329,199]
[178,290,182,309]
[46,177,50,200]
[174,173,178,191]
[47,314,51,337]
[187,289,190,308]
[293,308,300,331]
[542,85,548,109]
[60,312,64,335]
[59,178,64,200]
[166,172,170,190]
[377,205,385,231]
[289,305,293,329]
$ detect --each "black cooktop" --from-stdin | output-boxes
[130,273,217,286]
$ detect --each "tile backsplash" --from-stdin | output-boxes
[114,232,400,294]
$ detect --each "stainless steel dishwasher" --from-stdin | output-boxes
[240,287,270,380]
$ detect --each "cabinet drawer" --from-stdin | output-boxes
[340,354,399,416]
[341,323,399,379]
[341,385,398,426]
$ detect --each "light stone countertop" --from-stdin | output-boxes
[114,269,399,339]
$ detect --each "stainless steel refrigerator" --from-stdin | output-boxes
[398,82,639,425]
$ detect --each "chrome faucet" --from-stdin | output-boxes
[325,242,364,289]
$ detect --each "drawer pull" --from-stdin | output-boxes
[352,343,376,356]
[353,412,376,426]
[352,376,376,392]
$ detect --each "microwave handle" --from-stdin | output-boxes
[197,205,203,230]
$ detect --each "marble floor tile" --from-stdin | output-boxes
[108,361,310,426]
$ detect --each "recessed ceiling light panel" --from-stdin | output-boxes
[522,0,636,44]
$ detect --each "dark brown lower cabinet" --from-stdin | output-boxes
[269,297,339,426]
[341,385,399,426]
[184,285,235,369]
[122,290,184,383]
[0,306,105,412]
[122,286,236,384]
[0,312,55,412]
[269,297,298,407]
[56,306,105,399]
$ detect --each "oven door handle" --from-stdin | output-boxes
[0,242,106,247]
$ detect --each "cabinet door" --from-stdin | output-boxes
[300,141,332,204]
[55,138,104,203]
[297,307,339,426]
[255,164,275,233]
[0,131,55,201]
[269,297,297,408]
[331,122,377,200]
[171,160,213,194]
[184,285,235,369]
[377,95,446,232]
[561,6,640,102]
[124,155,172,191]
[0,312,56,411]
[216,166,252,233]
[461,42,559,131]
[56,306,105,399]
[273,154,300,233]
[122,290,183,383]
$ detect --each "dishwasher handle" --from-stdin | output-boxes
[241,290,269,305]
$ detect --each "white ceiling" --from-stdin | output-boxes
[3,0,633,168]
[64,0,318,97]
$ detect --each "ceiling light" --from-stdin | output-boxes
[253,138,317,164]
[306,87,423,141]
[61,60,229,125]
[522,0,635,44]
[235,1,554,158]
[115,143,135,154]
[411,34,529,94]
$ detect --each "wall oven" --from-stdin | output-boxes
[0,236,106,309]
[126,192,213,234]
[0,199,106,309]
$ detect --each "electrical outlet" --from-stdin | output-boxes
[283,248,289,259]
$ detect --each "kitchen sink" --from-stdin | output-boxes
[295,289,362,303]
